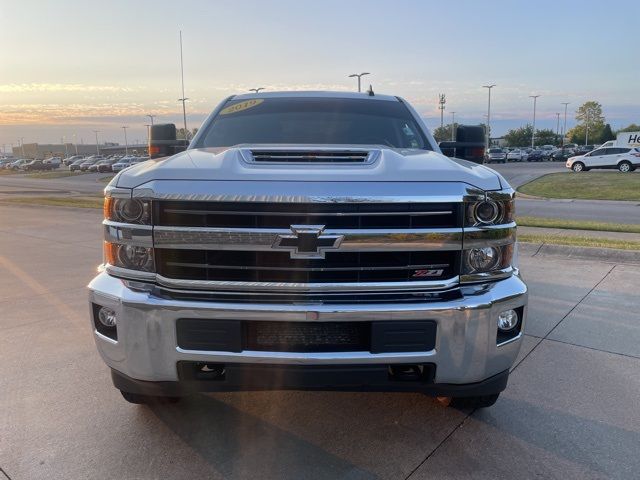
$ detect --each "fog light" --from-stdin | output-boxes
[98,306,117,327]
[498,309,518,331]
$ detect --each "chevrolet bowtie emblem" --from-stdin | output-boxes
[272,225,344,259]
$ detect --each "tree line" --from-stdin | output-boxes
[431,101,637,147]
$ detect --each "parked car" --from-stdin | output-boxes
[91,158,119,173]
[551,148,574,162]
[566,147,640,172]
[63,155,84,166]
[43,157,62,168]
[0,159,14,168]
[7,159,29,170]
[485,148,507,163]
[574,145,595,156]
[111,159,133,173]
[507,149,527,162]
[69,158,88,171]
[21,159,55,171]
[79,156,104,171]
[526,150,545,162]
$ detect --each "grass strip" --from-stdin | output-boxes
[519,234,640,251]
[518,172,640,201]
[517,216,640,234]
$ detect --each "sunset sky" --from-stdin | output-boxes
[1,0,638,150]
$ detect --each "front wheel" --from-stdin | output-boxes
[120,390,181,405]
[436,393,500,409]
[618,161,632,173]
[572,162,585,172]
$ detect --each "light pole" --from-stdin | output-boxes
[72,133,78,155]
[348,72,370,92]
[249,88,265,93]
[438,94,446,129]
[144,124,151,146]
[482,85,495,150]
[529,95,540,148]
[555,113,561,144]
[93,130,100,155]
[178,30,189,140]
[121,126,129,155]
[19,137,25,157]
[146,114,156,126]
[450,112,456,141]
[585,109,590,145]
[561,102,570,147]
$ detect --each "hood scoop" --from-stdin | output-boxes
[241,148,379,165]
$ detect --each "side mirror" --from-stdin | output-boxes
[439,125,486,164]
[149,124,189,159]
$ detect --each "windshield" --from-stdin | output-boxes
[196,97,431,150]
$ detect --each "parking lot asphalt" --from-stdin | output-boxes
[1,204,639,480]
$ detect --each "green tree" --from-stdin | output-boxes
[567,101,606,144]
[177,127,199,140]
[598,124,615,143]
[432,123,459,142]
[617,123,640,133]
[503,125,533,147]
[533,129,559,146]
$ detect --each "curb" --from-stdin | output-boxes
[519,241,640,265]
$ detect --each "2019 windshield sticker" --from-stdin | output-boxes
[219,99,264,115]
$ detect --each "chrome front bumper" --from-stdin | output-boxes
[88,272,527,386]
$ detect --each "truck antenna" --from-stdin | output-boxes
[367,84,375,96]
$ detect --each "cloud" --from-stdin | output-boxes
[0,83,138,93]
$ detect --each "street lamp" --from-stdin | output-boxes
[482,85,496,150]
[72,133,78,155]
[93,130,100,155]
[19,137,25,157]
[122,126,129,155]
[249,88,265,93]
[348,72,370,93]
[146,114,156,126]
[144,124,151,146]
[529,95,540,148]
[561,102,570,147]
[450,112,456,141]
[178,97,189,140]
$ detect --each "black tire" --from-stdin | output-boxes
[618,161,632,173]
[436,393,500,409]
[120,390,181,405]
[571,162,585,172]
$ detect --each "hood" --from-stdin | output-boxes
[116,146,504,191]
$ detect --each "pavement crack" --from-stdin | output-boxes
[404,412,474,479]
[1,467,12,480]
[545,264,617,340]
[543,337,640,361]
[512,264,618,374]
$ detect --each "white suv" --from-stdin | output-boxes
[567,147,640,172]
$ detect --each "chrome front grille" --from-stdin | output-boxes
[149,201,463,293]
[155,201,460,229]
[248,149,372,164]
[155,249,459,284]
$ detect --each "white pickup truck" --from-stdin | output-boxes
[89,91,527,409]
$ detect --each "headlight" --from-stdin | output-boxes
[104,198,151,225]
[466,198,514,226]
[462,244,514,277]
[104,242,154,272]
